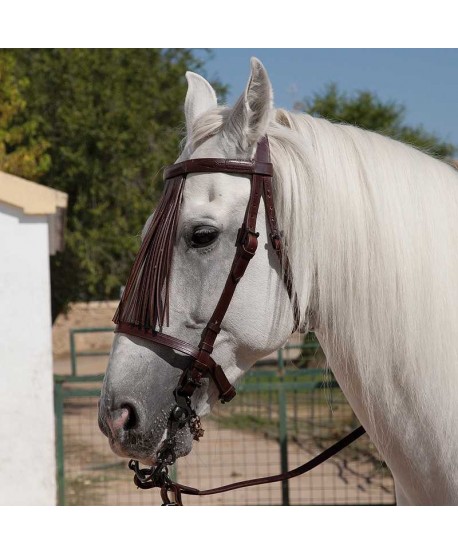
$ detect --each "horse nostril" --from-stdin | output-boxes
[107,404,139,434]
[120,403,138,431]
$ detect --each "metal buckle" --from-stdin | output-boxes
[189,414,205,441]
[129,459,171,488]
[270,231,282,251]
[236,226,259,256]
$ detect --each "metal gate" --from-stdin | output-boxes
[54,334,395,505]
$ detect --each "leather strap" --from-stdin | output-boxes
[116,322,201,359]
[164,158,273,179]
[258,139,301,329]
[181,138,271,401]
[116,322,236,403]
[133,425,367,503]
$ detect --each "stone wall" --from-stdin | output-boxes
[52,301,118,358]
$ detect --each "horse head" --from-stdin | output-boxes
[98,59,303,465]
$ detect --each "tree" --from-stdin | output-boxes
[9,49,226,320]
[0,50,50,180]
[295,83,456,159]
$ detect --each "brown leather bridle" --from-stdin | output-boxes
[113,136,365,505]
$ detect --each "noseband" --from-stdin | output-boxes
[113,136,365,505]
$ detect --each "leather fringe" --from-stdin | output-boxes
[113,176,185,331]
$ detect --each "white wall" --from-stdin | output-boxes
[0,203,56,504]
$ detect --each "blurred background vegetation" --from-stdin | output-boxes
[0,49,455,321]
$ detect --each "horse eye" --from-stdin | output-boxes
[190,226,219,248]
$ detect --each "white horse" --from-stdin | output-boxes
[99,58,458,505]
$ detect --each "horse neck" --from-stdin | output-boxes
[314,327,458,505]
[279,115,458,504]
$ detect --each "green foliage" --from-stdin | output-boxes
[295,83,456,159]
[0,50,50,180]
[9,49,226,320]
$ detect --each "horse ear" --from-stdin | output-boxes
[184,72,218,134]
[224,58,274,152]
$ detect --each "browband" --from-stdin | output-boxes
[164,158,273,180]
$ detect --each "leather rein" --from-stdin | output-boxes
[114,136,365,505]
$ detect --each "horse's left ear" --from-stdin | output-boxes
[184,72,218,135]
[224,58,274,152]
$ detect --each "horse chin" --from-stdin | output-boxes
[107,436,139,460]
[108,427,195,467]
[156,428,194,462]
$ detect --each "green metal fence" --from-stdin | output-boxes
[69,327,114,376]
[54,333,395,505]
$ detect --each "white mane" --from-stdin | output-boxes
[190,107,458,477]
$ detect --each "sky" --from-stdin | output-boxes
[202,49,458,153]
